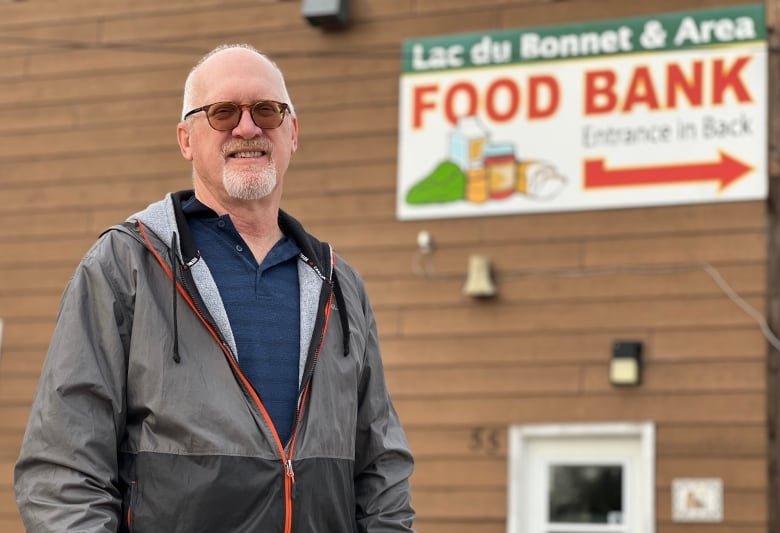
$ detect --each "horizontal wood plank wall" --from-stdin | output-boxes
[0,0,770,532]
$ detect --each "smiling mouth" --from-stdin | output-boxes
[229,150,267,159]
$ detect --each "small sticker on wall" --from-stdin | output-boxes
[671,478,723,522]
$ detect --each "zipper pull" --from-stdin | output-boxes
[285,459,295,484]
[286,459,298,500]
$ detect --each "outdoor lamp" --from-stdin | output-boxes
[610,340,643,386]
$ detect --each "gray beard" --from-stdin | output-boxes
[223,164,277,200]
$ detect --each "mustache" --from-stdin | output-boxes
[222,139,273,156]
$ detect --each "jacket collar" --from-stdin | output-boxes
[170,190,333,283]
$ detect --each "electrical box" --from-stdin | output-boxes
[302,0,349,27]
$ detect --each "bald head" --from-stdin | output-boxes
[181,44,295,120]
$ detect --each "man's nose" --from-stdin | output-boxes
[232,108,262,137]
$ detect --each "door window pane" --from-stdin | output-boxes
[548,464,623,524]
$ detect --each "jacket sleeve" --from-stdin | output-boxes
[14,235,134,533]
[353,282,416,533]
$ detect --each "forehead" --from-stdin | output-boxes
[194,49,286,103]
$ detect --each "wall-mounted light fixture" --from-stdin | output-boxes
[610,340,643,386]
[302,0,350,28]
[463,254,497,298]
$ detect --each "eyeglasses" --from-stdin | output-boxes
[183,100,290,131]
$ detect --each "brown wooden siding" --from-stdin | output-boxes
[0,0,773,532]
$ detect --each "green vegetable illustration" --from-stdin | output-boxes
[405,161,466,205]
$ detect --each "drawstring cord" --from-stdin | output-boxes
[136,220,189,364]
[170,232,181,364]
[331,270,350,357]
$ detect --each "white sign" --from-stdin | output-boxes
[671,478,724,522]
[397,5,767,220]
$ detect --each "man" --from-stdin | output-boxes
[15,44,415,532]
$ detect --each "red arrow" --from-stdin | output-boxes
[584,150,752,190]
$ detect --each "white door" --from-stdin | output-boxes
[508,423,655,533]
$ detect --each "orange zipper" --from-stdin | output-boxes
[126,480,136,532]
[283,289,334,531]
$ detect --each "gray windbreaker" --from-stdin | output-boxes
[14,190,415,533]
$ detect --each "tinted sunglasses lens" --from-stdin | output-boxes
[251,101,284,129]
[206,103,241,130]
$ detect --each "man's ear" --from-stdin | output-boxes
[177,122,194,161]
[289,115,299,154]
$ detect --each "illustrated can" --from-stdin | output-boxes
[465,167,488,203]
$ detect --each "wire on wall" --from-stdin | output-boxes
[413,251,780,350]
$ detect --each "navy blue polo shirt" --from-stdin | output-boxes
[183,197,301,445]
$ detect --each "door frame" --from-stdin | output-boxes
[507,421,656,533]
